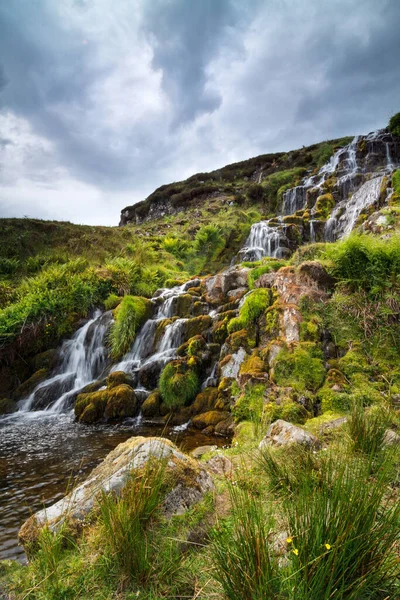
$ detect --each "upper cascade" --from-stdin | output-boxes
[239,129,400,261]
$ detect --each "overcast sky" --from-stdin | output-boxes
[0,0,399,225]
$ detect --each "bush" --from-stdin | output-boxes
[247,183,264,202]
[388,111,400,137]
[159,360,200,410]
[194,224,225,261]
[0,257,20,276]
[324,234,400,297]
[109,295,152,360]
[274,343,326,392]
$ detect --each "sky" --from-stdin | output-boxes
[0,0,399,226]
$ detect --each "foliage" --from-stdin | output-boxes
[232,383,266,422]
[347,401,390,458]
[108,295,152,360]
[248,260,286,288]
[159,360,200,409]
[98,459,166,586]
[274,343,326,392]
[211,484,280,600]
[388,111,400,137]
[194,224,225,261]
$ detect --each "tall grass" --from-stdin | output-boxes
[98,459,167,588]
[347,401,389,458]
[212,484,281,600]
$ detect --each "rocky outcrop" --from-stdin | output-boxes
[19,437,214,551]
[259,419,320,449]
[204,267,250,304]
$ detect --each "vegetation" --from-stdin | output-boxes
[388,111,400,137]
[108,295,152,360]
[159,360,200,410]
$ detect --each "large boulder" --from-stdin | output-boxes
[259,419,320,449]
[204,267,250,304]
[19,437,215,551]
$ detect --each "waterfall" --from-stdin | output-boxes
[19,311,111,413]
[309,220,316,243]
[282,186,307,215]
[238,221,283,261]
[386,143,394,171]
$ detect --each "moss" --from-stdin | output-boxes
[273,342,326,392]
[75,390,108,423]
[321,176,337,192]
[232,383,266,421]
[264,304,280,337]
[109,295,153,360]
[299,316,321,342]
[177,335,206,357]
[31,348,58,371]
[105,384,137,419]
[159,360,200,410]
[212,318,229,344]
[175,293,193,317]
[338,349,374,378]
[239,352,266,378]
[106,371,134,389]
[315,193,335,219]
[0,397,17,414]
[191,387,218,415]
[13,368,49,400]
[141,390,161,417]
[318,385,351,413]
[225,328,254,354]
[192,410,230,430]
[103,293,122,310]
[282,215,304,226]
[263,398,307,424]
[184,315,212,339]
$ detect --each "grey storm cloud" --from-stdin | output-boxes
[0,0,399,225]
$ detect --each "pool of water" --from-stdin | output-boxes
[0,412,229,561]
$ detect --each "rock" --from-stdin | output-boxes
[383,429,400,446]
[319,416,348,433]
[191,387,218,415]
[19,437,214,551]
[220,347,248,379]
[13,369,49,401]
[205,455,233,477]
[104,384,138,419]
[227,287,248,301]
[29,373,76,410]
[192,410,231,430]
[0,398,17,415]
[204,267,249,304]
[259,419,320,449]
[141,390,161,417]
[106,371,135,389]
[31,348,58,372]
[191,445,218,459]
[214,416,235,436]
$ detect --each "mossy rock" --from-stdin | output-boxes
[315,193,335,219]
[191,387,219,415]
[105,384,138,419]
[225,328,254,354]
[80,380,106,394]
[177,335,207,358]
[238,351,267,384]
[192,301,210,316]
[175,293,194,317]
[321,176,337,192]
[192,410,231,430]
[0,397,17,415]
[212,319,229,344]
[13,369,49,401]
[282,215,304,226]
[263,397,308,424]
[317,385,351,413]
[75,390,108,423]
[106,371,134,389]
[142,390,161,417]
[184,315,212,339]
[31,349,58,372]
[159,360,200,410]
[164,406,192,426]
[338,349,374,378]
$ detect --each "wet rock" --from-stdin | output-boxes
[13,369,49,401]
[19,437,214,550]
[31,349,58,372]
[0,397,17,415]
[259,419,320,449]
[106,371,135,389]
[191,387,218,415]
[30,373,76,410]
[192,410,231,430]
[141,390,161,417]
[104,384,138,419]
[214,416,235,437]
[220,347,248,379]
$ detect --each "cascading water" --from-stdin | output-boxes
[19,310,112,413]
[238,129,400,260]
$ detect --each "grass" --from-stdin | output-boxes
[108,295,152,360]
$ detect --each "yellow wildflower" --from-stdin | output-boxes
[292,548,299,556]
[286,537,293,544]
[325,543,331,550]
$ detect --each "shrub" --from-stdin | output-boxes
[159,360,199,410]
[274,343,326,392]
[108,295,152,360]
[194,224,225,261]
[162,236,191,259]
[247,183,264,202]
[0,257,20,276]
[103,293,121,310]
[388,111,400,137]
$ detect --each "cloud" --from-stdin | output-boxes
[0,0,399,225]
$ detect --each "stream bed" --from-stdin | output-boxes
[0,412,228,562]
